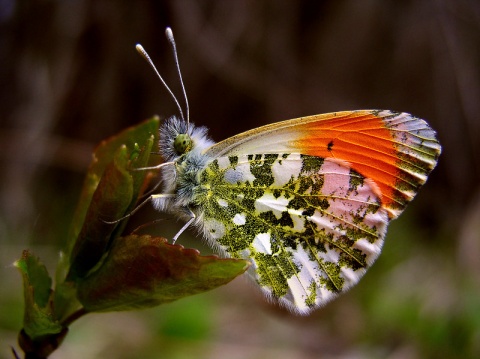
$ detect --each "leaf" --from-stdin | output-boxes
[64,119,158,280]
[77,235,250,312]
[53,280,79,324]
[67,145,134,280]
[15,251,62,340]
[58,117,159,280]
[54,118,158,321]
[69,117,159,243]
[111,134,156,239]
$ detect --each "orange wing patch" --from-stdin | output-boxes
[293,111,440,218]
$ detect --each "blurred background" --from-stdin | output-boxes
[1,1,479,358]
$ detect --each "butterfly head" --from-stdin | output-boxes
[160,116,215,162]
[173,133,192,155]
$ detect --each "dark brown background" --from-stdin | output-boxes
[1,1,479,358]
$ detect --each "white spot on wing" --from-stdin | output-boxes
[293,246,320,283]
[252,233,272,254]
[216,156,230,169]
[224,168,243,184]
[290,213,306,232]
[233,213,246,225]
[217,198,228,207]
[271,154,302,187]
[286,276,307,309]
[340,266,365,287]
[288,246,320,310]
[255,193,289,216]
[353,238,383,265]
[318,244,340,263]
[203,219,226,240]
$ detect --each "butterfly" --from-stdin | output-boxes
[137,29,441,315]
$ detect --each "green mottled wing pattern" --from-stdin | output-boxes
[195,153,388,314]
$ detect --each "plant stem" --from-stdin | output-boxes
[61,307,88,327]
[18,328,68,359]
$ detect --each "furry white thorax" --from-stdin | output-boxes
[152,116,215,221]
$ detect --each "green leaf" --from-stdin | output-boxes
[52,276,80,324]
[69,117,159,243]
[111,134,155,239]
[67,145,134,280]
[54,118,158,321]
[15,251,62,340]
[58,117,159,280]
[77,235,250,312]
[64,118,158,279]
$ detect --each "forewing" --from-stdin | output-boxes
[204,110,441,219]
[196,153,389,314]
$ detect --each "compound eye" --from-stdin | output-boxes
[174,133,192,155]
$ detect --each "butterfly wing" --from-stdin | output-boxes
[196,110,440,313]
[196,153,388,314]
[205,110,441,219]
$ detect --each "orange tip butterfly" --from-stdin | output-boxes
[135,28,441,314]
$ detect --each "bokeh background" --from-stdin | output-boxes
[1,1,479,358]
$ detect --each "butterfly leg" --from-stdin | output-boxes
[171,207,196,244]
[102,195,154,224]
[104,193,175,224]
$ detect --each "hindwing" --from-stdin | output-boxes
[195,153,388,313]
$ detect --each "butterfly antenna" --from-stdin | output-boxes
[135,43,185,122]
[165,27,190,131]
